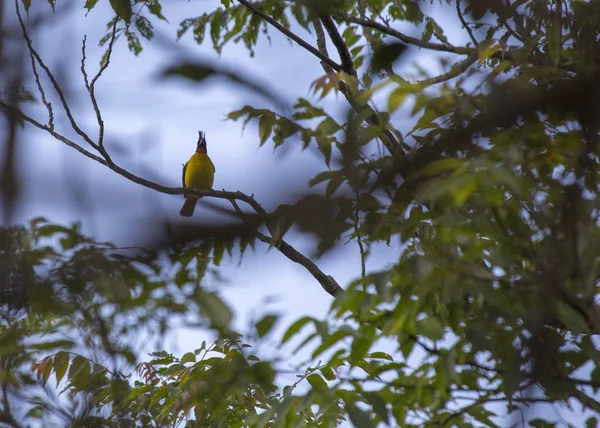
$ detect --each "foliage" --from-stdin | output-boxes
[6,0,600,426]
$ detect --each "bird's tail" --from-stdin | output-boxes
[180,197,199,217]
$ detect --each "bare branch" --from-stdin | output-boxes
[456,0,478,47]
[235,0,341,72]
[15,0,100,153]
[27,49,53,130]
[256,232,343,297]
[81,19,118,161]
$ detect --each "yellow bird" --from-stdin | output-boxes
[179,131,215,217]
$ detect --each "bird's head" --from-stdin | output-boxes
[196,131,207,154]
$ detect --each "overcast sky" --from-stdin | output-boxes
[3,0,590,425]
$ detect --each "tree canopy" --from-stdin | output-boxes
[1,0,600,426]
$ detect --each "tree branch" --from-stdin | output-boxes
[320,16,356,76]
[229,198,343,296]
[15,0,100,153]
[312,19,403,156]
[456,0,478,47]
[257,232,343,297]
[413,52,478,89]
[334,12,472,56]
[27,45,53,130]
[570,390,600,413]
[81,18,118,161]
[2,98,343,297]
[235,0,341,72]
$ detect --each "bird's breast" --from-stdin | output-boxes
[185,153,215,190]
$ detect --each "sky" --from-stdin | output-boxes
[2,0,593,425]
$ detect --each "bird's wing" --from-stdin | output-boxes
[182,162,188,198]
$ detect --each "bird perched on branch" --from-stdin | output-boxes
[180,131,215,217]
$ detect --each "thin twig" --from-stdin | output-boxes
[354,190,366,286]
[15,0,100,153]
[81,18,118,161]
[0,101,106,164]
[235,0,341,72]
[456,0,478,47]
[27,49,53,130]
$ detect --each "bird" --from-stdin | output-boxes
[179,131,215,217]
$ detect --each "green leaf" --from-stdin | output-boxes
[282,316,313,344]
[416,317,444,341]
[41,358,52,384]
[326,174,344,197]
[53,351,70,385]
[258,114,275,146]
[256,314,278,338]
[147,1,167,21]
[181,352,196,364]
[306,373,328,391]
[135,16,154,40]
[346,404,374,428]
[68,356,89,384]
[197,291,232,329]
[320,366,336,381]
[109,0,132,24]
[316,136,332,166]
[84,0,99,11]
[388,86,410,113]
[212,240,226,267]
[317,117,340,136]
[529,419,555,428]
[477,38,500,61]
[371,42,407,72]
[364,392,389,424]
[125,30,142,55]
[350,335,372,362]
[251,361,276,390]
[369,352,393,361]
[556,300,589,335]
